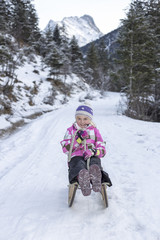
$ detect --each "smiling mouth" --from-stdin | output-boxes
[80,124,88,128]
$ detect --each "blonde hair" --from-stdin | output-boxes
[90,120,96,128]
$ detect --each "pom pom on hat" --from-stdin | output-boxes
[75,102,93,120]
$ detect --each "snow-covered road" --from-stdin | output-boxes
[0,92,160,240]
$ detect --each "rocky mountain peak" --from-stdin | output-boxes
[45,15,103,47]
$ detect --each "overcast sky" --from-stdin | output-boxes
[34,0,131,34]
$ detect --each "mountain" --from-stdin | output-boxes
[81,27,120,59]
[45,14,103,47]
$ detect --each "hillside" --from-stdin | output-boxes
[81,28,120,59]
[0,56,96,138]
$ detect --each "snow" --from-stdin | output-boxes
[45,15,103,47]
[0,116,12,129]
[1,56,90,135]
[0,91,160,240]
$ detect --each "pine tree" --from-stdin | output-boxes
[45,27,54,45]
[44,42,64,78]
[145,0,160,121]
[26,2,41,47]
[97,39,110,90]
[10,0,26,44]
[0,33,23,78]
[0,0,10,32]
[85,42,100,87]
[37,34,47,58]
[10,0,40,46]
[53,25,62,46]
[41,27,57,59]
[116,0,157,120]
[118,1,152,94]
[97,40,109,73]
[58,24,71,75]
[0,34,11,72]
[69,36,84,75]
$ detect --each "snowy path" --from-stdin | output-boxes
[0,92,160,240]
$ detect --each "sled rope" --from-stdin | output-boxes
[68,129,79,162]
[68,130,90,170]
[84,138,90,170]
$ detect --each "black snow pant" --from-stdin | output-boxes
[68,156,112,186]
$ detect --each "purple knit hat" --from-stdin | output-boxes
[75,103,93,120]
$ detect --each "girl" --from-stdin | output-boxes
[60,103,112,196]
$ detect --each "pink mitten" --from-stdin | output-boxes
[81,130,89,139]
[76,130,89,144]
[83,149,94,160]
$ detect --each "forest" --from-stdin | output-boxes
[0,0,160,122]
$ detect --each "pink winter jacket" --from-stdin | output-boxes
[60,122,106,159]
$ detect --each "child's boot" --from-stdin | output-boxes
[89,164,102,192]
[78,169,91,196]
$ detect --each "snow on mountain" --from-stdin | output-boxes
[81,27,120,60]
[0,92,160,240]
[45,14,103,47]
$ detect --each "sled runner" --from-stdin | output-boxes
[68,182,109,208]
[68,182,79,207]
[101,182,109,208]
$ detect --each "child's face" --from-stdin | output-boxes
[76,115,91,128]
